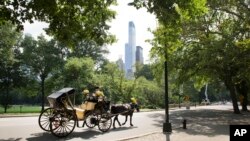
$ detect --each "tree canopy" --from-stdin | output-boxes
[131,0,250,113]
[0,22,23,112]
[0,0,117,46]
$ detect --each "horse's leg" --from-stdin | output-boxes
[82,120,86,127]
[130,113,134,126]
[113,115,117,129]
[116,115,121,126]
[113,115,121,129]
[122,115,128,125]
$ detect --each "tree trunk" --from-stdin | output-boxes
[4,81,10,113]
[225,79,240,114]
[41,78,45,111]
[4,90,8,113]
[236,80,248,111]
[198,86,205,104]
[242,93,248,111]
[4,91,8,113]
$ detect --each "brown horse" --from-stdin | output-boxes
[110,103,140,128]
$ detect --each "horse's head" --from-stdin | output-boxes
[130,103,140,112]
[135,103,140,112]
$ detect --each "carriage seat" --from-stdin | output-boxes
[80,101,96,110]
[74,107,85,120]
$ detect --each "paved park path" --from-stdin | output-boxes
[0,103,249,141]
[122,103,250,141]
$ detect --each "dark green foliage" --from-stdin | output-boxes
[0,0,117,46]
[133,0,250,113]
[0,22,24,112]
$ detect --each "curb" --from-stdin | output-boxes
[0,113,39,118]
[116,131,162,141]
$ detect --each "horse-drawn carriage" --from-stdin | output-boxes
[38,88,112,137]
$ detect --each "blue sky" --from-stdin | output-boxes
[23,0,157,63]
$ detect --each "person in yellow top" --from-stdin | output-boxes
[131,97,137,104]
[82,86,105,102]
[82,88,90,101]
[94,87,105,102]
[95,87,104,97]
[82,89,89,95]
[130,97,140,112]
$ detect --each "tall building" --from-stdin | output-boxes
[136,46,144,64]
[116,57,125,71]
[125,21,136,79]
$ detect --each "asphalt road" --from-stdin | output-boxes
[0,110,165,141]
[1,104,249,141]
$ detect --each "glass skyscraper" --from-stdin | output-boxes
[136,46,144,64]
[125,21,136,79]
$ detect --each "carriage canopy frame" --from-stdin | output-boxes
[47,87,75,108]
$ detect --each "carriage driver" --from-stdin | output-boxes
[130,97,140,112]
[131,97,137,104]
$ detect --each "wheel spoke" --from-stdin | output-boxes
[50,112,76,137]
[38,108,55,131]
[98,116,112,132]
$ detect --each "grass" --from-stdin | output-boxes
[0,105,41,114]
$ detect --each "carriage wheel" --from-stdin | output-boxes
[49,111,76,137]
[85,114,98,128]
[38,108,54,131]
[98,114,112,132]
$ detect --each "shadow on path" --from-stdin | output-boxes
[147,108,250,137]
[25,125,137,141]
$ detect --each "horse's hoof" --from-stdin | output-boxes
[130,124,134,126]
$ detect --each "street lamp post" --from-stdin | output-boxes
[163,50,172,133]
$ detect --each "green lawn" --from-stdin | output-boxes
[0,105,41,113]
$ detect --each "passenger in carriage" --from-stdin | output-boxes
[94,86,105,101]
[82,89,89,96]
[81,86,106,107]
[81,86,109,113]
[82,86,105,102]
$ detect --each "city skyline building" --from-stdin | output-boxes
[125,21,136,79]
[116,57,125,71]
[136,46,144,64]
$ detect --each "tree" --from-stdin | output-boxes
[97,62,140,103]
[175,0,249,113]
[0,22,23,112]
[135,77,164,108]
[235,80,249,111]
[69,40,109,63]
[134,64,154,80]
[131,0,250,113]
[0,0,117,46]
[63,57,95,104]
[99,62,125,103]
[130,0,208,26]
[21,35,63,111]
